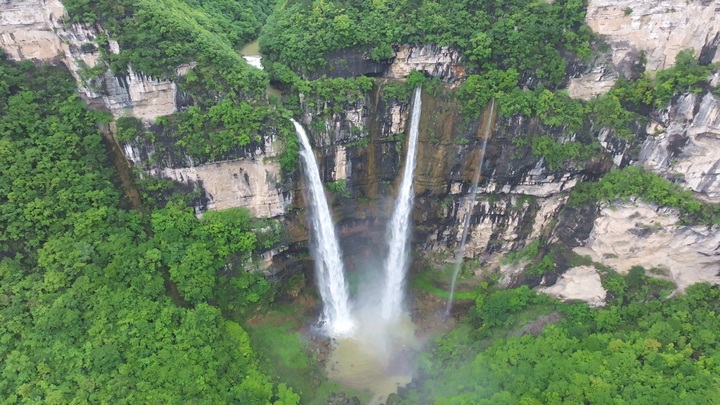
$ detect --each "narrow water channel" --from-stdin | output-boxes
[239,40,282,98]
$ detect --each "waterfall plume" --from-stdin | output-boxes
[381,87,423,321]
[292,119,354,336]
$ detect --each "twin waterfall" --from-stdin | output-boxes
[293,119,355,336]
[381,88,422,321]
[293,88,423,336]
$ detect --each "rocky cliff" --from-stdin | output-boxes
[299,71,719,307]
[571,0,720,100]
[0,0,180,121]
[2,0,718,303]
[640,91,720,202]
[0,0,289,222]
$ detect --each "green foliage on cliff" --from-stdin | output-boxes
[654,49,712,106]
[63,0,275,100]
[64,0,305,172]
[382,80,411,103]
[260,0,591,85]
[401,275,720,404]
[0,59,296,403]
[570,166,720,225]
[610,49,711,111]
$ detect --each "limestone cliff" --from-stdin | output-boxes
[586,0,720,72]
[575,202,720,291]
[0,0,289,224]
[386,44,465,83]
[571,0,720,99]
[2,0,718,299]
[0,0,179,121]
[640,91,720,202]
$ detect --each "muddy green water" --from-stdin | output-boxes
[239,40,281,98]
[326,315,419,404]
[239,40,261,56]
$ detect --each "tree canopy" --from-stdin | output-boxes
[0,57,297,404]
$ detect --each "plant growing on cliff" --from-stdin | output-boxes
[569,167,720,225]
[653,49,711,106]
[63,0,274,102]
[406,70,427,89]
[259,0,591,87]
[382,81,411,103]
[326,179,350,197]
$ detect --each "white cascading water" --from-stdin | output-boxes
[292,119,355,336]
[381,87,423,321]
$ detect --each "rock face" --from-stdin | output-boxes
[159,159,288,218]
[0,0,180,122]
[568,66,618,100]
[575,203,720,292]
[571,0,720,98]
[538,266,607,307]
[639,91,720,202]
[101,67,179,121]
[387,44,465,82]
[586,0,720,72]
[312,44,465,82]
[2,0,717,290]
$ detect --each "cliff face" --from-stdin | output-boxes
[640,91,720,202]
[301,72,719,306]
[0,0,179,121]
[586,0,720,72]
[0,0,288,222]
[575,202,720,291]
[571,0,720,99]
[2,0,718,303]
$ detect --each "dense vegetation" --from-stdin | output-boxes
[401,272,720,403]
[64,0,276,101]
[5,0,720,402]
[570,166,720,225]
[63,0,307,172]
[261,0,591,86]
[0,57,298,403]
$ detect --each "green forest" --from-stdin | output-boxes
[2,0,720,403]
[0,58,297,404]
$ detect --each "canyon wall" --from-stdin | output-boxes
[571,0,720,99]
[2,0,718,302]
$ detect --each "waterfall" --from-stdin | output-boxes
[292,119,354,336]
[445,99,495,315]
[381,87,423,321]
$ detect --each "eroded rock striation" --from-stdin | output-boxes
[575,203,720,292]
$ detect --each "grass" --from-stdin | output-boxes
[308,381,372,405]
[245,300,372,403]
[411,263,486,301]
[247,318,317,397]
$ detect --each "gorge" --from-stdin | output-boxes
[1,0,720,403]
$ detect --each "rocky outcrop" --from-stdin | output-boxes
[0,0,66,61]
[568,66,618,100]
[538,266,607,307]
[101,67,180,121]
[574,202,720,292]
[159,159,289,218]
[0,0,180,122]
[587,0,720,72]
[310,44,465,82]
[571,0,720,98]
[445,194,566,261]
[121,127,290,218]
[387,44,465,82]
[639,91,720,202]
